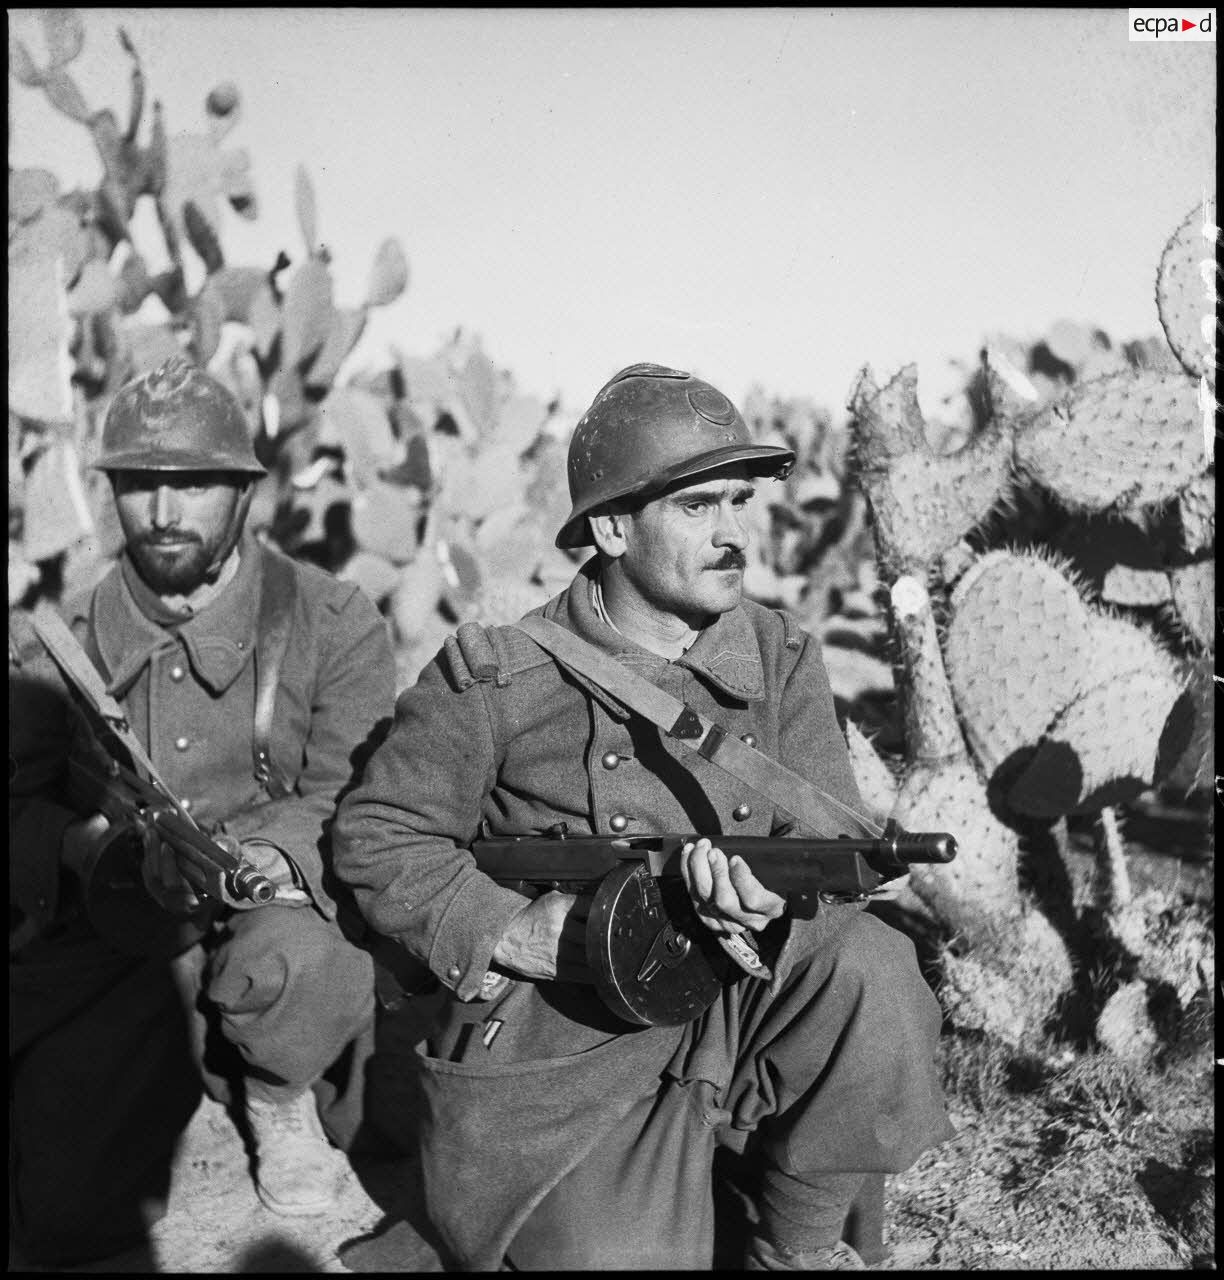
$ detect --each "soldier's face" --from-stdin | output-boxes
[112,470,246,594]
[614,464,755,624]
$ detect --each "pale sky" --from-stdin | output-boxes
[8,7,1217,423]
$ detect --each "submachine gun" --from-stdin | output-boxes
[472,822,956,1028]
[30,606,276,958]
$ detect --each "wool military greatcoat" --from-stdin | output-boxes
[9,531,395,1265]
[333,557,952,1269]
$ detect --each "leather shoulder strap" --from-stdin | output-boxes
[512,615,878,839]
[252,547,298,799]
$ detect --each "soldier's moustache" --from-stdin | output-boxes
[711,550,747,571]
[141,533,202,546]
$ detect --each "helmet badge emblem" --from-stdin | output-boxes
[687,386,736,427]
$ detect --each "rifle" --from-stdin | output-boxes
[30,606,276,958]
[472,821,956,1027]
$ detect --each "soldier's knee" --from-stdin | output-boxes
[835,911,940,1039]
[813,909,929,1009]
[209,908,374,1012]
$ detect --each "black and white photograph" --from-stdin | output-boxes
[8,7,1215,1272]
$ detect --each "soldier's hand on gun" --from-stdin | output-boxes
[492,890,594,983]
[680,836,786,936]
[210,836,311,910]
[141,834,310,914]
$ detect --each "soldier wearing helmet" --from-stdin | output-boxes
[10,358,395,1266]
[334,363,953,1270]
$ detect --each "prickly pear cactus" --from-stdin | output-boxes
[845,206,1214,1055]
[1013,369,1204,516]
[857,575,1074,1046]
[943,550,1093,776]
[847,365,1013,579]
[1156,203,1216,387]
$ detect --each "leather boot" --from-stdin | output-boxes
[245,1082,346,1216]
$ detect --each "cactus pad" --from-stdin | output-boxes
[1014,370,1206,514]
[1156,204,1215,384]
[945,550,1092,774]
[1006,612,1183,817]
[843,720,900,820]
[279,258,335,371]
[1177,474,1216,555]
[895,760,1021,935]
[890,574,966,762]
[315,386,397,490]
[851,366,1014,575]
[1168,560,1214,651]
[366,238,409,308]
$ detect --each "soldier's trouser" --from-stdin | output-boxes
[9,934,202,1266]
[9,908,375,1265]
[205,905,375,1086]
[415,904,953,1270]
[181,905,377,1145]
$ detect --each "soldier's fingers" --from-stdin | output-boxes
[682,839,714,902]
[727,856,786,921]
[705,846,745,917]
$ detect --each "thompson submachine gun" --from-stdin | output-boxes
[472,822,957,1027]
[30,606,276,958]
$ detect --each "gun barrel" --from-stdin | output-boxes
[890,832,957,864]
[229,864,278,905]
[152,811,276,905]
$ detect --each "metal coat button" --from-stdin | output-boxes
[174,736,190,751]
[181,798,192,812]
[169,664,186,682]
[741,733,757,748]
[447,965,461,981]
[609,813,629,833]
[601,752,621,770]
[733,804,752,822]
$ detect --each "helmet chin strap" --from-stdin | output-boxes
[201,481,255,582]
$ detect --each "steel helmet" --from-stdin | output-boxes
[556,363,795,549]
[93,356,265,475]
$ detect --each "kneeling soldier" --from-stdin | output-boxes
[333,363,955,1270]
[10,358,395,1265]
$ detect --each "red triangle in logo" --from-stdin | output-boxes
[1181,18,1196,31]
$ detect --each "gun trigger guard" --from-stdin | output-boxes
[817,890,872,905]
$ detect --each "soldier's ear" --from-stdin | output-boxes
[588,509,628,559]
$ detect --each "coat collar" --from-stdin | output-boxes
[90,532,263,698]
[545,557,765,704]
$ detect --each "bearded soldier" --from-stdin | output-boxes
[10,357,395,1266]
[332,363,954,1270]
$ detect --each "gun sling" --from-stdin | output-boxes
[252,549,297,799]
[512,615,881,840]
